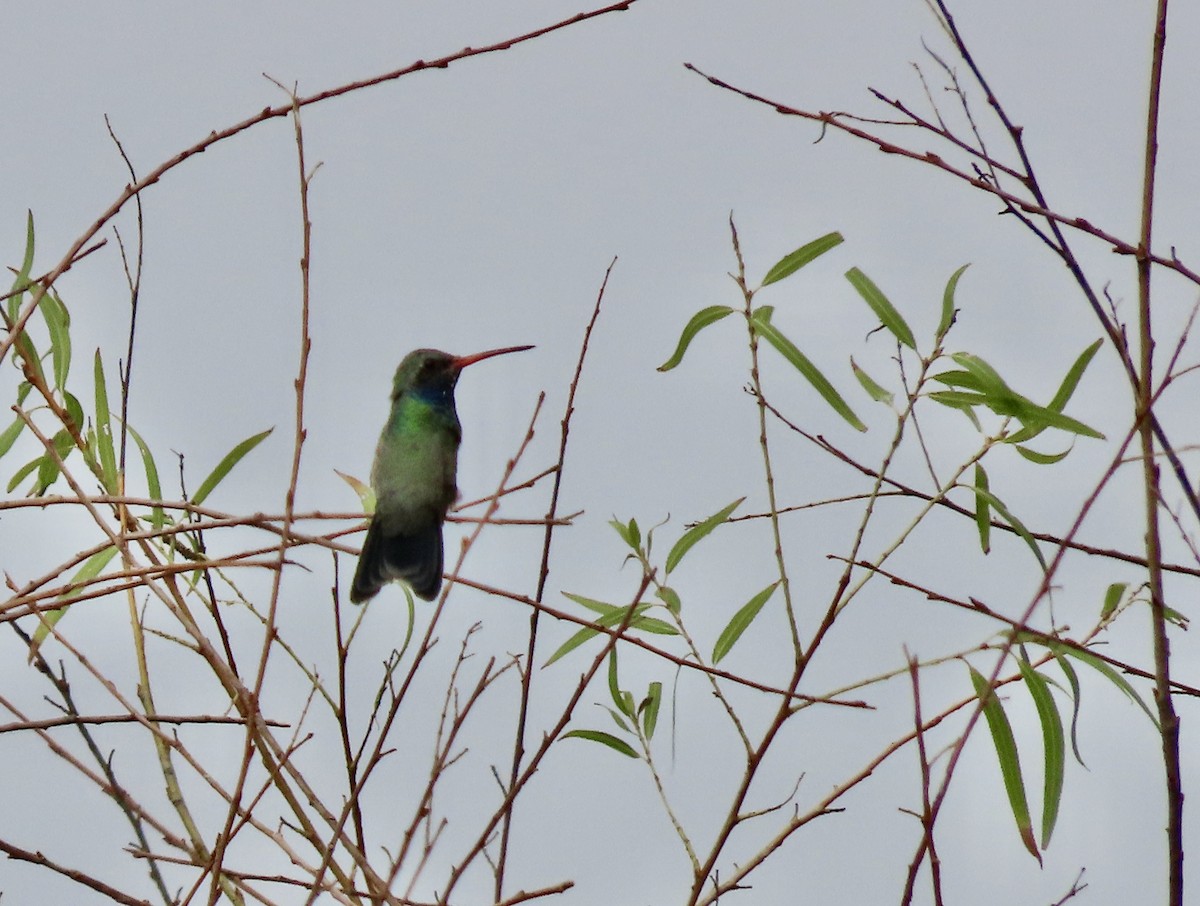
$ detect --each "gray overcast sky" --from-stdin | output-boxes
[2,2,1197,904]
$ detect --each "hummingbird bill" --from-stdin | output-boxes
[349,345,533,604]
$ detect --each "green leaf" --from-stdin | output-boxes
[7,210,36,321]
[125,423,166,528]
[640,681,663,740]
[1013,444,1071,465]
[1050,651,1087,766]
[40,289,71,391]
[969,666,1041,863]
[335,468,375,514]
[850,357,894,405]
[545,596,679,666]
[845,267,916,350]
[1051,643,1159,729]
[937,264,969,342]
[1046,339,1103,414]
[0,415,25,460]
[750,308,867,432]
[29,545,120,658]
[973,464,991,554]
[93,351,118,494]
[656,585,682,616]
[760,231,844,287]
[1016,660,1066,849]
[7,453,41,493]
[712,582,778,664]
[966,484,1046,571]
[657,305,735,371]
[190,427,273,506]
[562,729,639,758]
[1101,582,1127,621]
[608,651,633,717]
[666,497,744,574]
[35,429,75,495]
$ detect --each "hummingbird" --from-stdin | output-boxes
[349,344,534,604]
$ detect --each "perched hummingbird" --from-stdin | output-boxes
[349,345,534,604]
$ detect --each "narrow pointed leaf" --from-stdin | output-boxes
[335,468,375,513]
[41,289,71,390]
[190,427,273,506]
[666,497,744,574]
[845,267,916,350]
[608,651,633,716]
[760,231,844,286]
[7,210,36,320]
[29,545,120,658]
[1046,339,1103,413]
[751,309,867,431]
[0,415,25,460]
[969,666,1041,863]
[1101,583,1126,621]
[1013,444,1071,465]
[712,582,778,664]
[1016,660,1065,848]
[1052,643,1159,728]
[641,681,663,740]
[967,485,1046,571]
[1050,651,1087,766]
[125,423,166,528]
[937,264,970,342]
[656,585,682,616]
[93,351,117,493]
[657,305,735,371]
[563,729,639,758]
[973,464,991,554]
[850,357,894,405]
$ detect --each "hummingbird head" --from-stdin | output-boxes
[391,345,534,404]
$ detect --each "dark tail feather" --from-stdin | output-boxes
[350,517,443,603]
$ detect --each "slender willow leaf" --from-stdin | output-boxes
[751,308,867,432]
[973,464,991,554]
[850,357,894,405]
[657,305,735,371]
[40,289,71,391]
[0,416,24,459]
[969,485,1046,570]
[602,705,632,733]
[970,666,1041,863]
[712,582,778,664]
[666,497,744,574]
[1047,339,1103,413]
[563,729,639,758]
[1052,643,1159,728]
[845,267,916,350]
[190,427,273,506]
[29,545,120,658]
[760,231,844,286]
[937,264,970,342]
[608,651,633,717]
[1050,651,1087,766]
[93,351,118,493]
[7,210,35,320]
[125,423,166,528]
[545,597,678,666]
[641,681,663,740]
[1014,444,1071,465]
[1101,583,1127,621]
[335,469,375,513]
[1016,660,1066,849]
[656,585,682,616]
[35,429,74,495]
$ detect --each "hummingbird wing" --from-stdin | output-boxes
[349,516,443,603]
